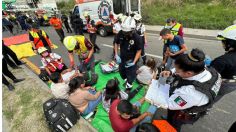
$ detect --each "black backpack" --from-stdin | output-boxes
[43,98,80,132]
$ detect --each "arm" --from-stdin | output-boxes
[68,52,75,68]
[173,44,187,56]
[85,91,101,101]
[162,47,170,64]
[131,112,151,125]
[133,50,142,64]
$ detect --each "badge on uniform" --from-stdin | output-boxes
[174,96,187,107]
[129,40,134,45]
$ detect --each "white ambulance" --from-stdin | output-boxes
[72,0,141,36]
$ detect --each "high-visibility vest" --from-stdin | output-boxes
[74,35,90,57]
[165,23,182,35]
[30,30,51,49]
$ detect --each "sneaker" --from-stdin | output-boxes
[7,84,15,91]
[13,78,25,83]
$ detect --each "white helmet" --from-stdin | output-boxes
[134,14,142,21]
[217,24,236,41]
[121,16,136,32]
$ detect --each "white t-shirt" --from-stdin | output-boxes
[51,82,69,99]
[136,23,146,36]
[102,90,128,112]
[137,66,154,85]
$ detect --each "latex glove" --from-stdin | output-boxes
[125,62,135,68]
[115,55,121,64]
[84,58,90,64]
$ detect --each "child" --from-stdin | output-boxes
[137,58,156,85]
[38,47,67,75]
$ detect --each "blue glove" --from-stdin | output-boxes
[125,62,135,68]
[115,55,121,64]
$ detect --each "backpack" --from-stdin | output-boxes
[39,69,50,82]
[43,98,79,132]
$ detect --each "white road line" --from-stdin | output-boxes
[102,44,163,59]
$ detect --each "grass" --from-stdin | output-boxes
[142,0,236,29]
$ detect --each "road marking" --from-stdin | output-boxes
[21,58,41,74]
[102,44,163,59]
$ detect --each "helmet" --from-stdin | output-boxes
[217,24,236,41]
[38,47,48,54]
[83,11,89,17]
[121,16,136,32]
[63,36,77,51]
[134,14,142,21]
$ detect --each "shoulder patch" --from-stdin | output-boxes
[174,96,187,107]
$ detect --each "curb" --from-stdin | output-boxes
[146,30,217,40]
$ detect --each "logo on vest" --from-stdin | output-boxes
[98,1,111,24]
[129,40,134,45]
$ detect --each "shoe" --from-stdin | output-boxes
[7,84,15,91]
[18,61,26,65]
[13,78,25,83]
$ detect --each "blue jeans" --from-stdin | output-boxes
[82,90,102,115]
[130,102,157,132]
[166,57,175,70]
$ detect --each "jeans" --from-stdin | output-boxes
[83,90,102,115]
[130,102,157,132]
[166,57,175,70]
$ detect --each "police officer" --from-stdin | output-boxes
[159,48,222,131]
[63,35,95,74]
[114,16,142,92]
[211,25,236,80]
[134,14,147,65]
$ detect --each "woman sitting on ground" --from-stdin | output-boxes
[136,58,157,85]
[68,76,102,115]
[102,78,143,112]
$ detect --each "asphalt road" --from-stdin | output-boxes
[3,26,235,132]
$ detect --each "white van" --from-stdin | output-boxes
[72,0,141,36]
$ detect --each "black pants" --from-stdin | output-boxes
[119,63,137,86]
[64,23,72,33]
[2,44,22,68]
[2,58,17,86]
[6,25,14,34]
[55,29,65,42]
[141,36,146,64]
[74,26,84,35]
[89,33,100,52]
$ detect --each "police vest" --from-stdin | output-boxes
[30,30,51,49]
[74,35,90,59]
[165,23,181,36]
[170,68,221,113]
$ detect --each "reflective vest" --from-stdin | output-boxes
[170,68,221,113]
[30,30,51,49]
[74,35,89,59]
[165,23,182,35]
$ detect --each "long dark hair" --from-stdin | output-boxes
[104,78,120,103]
[146,58,156,73]
[68,76,85,94]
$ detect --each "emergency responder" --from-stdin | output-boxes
[134,14,147,65]
[114,16,142,92]
[83,12,100,53]
[211,25,236,80]
[61,14,72,33]
[29,23,53,53]
[159,48,222,131]
[63,35,95,74]
[49,14,65,42]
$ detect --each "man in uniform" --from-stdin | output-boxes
[114,16,142,92]
[63,35,95,74]
[49,14,65,42]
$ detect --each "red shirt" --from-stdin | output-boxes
[178,25,184,38]
[49,18,62,29]
[109,99,134,132]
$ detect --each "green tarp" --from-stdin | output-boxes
[91,63,151,132]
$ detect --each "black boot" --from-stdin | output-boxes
[7,83,15,91]
[13,78,25,83]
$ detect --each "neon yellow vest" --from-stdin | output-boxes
[165,23,181,35]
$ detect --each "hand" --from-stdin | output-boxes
[84,58,90,64]
[90,87,96,91]
[160,71,171,78]
[33,49,37,54]
[125,62,135,68]
[145,112,153,117]
[169,52,176,57]
[115,55,121,64]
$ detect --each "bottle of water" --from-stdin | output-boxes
[205,55,212,67]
